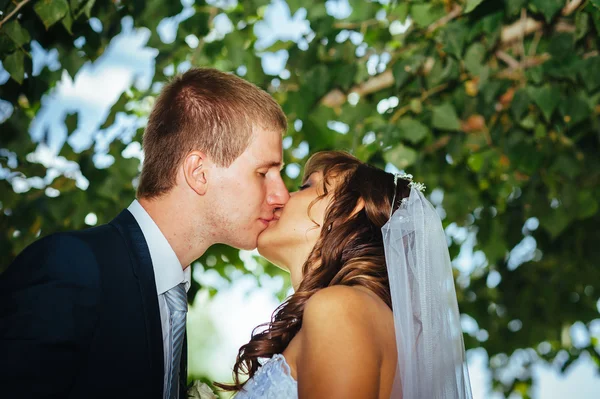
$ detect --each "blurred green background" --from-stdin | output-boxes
[1,0,599,397]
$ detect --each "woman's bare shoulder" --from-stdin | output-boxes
[303,285,391,335]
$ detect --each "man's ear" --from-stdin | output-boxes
[183,151,208,195]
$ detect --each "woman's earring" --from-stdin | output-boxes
[327,224,332,232]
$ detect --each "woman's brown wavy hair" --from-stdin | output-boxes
[215,151,411,392]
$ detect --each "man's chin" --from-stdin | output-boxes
[228,234,259,251]
[256,233,271,257]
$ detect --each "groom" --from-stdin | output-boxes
[0,68,290,399]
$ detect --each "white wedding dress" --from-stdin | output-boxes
[234,354,298,399]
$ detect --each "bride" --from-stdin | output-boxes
[216,151,473,398]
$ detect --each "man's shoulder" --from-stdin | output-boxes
[30,221,120,257]
[5,218,126,281]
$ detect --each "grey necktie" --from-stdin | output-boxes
[164,282,187,399]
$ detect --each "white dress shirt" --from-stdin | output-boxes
[128,200,191,399]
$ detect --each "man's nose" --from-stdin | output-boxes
[267,175,290,207]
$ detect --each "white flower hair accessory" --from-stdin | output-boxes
[187,381,217,399]
[390,172,426,216]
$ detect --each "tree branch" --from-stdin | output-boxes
[496,50,521,69]
[494,53,551,80]
[333,19,380,30]
[427,4,462,34]
[501,0,582,44]
[0,0,32,30]
[501,16,543,44]
[562,0,584,16]
[321,70,394,108]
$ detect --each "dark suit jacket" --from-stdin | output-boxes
[0,210,188,399]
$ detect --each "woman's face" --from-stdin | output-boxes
[257,171,331,277]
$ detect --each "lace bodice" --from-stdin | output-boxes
[234,354,298,399]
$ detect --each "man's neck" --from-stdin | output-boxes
[138,195,212,268]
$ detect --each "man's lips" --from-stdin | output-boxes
[259,216,280,226]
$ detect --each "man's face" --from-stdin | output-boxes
[207,127,290,250]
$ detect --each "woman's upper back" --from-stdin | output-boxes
[283,285,397,399]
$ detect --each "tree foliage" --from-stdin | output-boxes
[1,0,599,396]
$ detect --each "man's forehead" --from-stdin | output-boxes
[245,127,285,167]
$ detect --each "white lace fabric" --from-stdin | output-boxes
[234,354,298,399]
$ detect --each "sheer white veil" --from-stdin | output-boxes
[382,177,473,399]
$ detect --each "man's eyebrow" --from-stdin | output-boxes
[258,161,286,171]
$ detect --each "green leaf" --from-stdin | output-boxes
[65,112,78,135]
[286,0,303,15]
[410,4,444,28]
[62,49,86,78]
[305,105,337,145]
[383,144,418,169]
[544,55,580,82]
[527,85,561,122]
[464,43,486,75]
[526,65,544,84]
[83,0,95,18]
[244,52,266,84]
[548,33,575,60]
[443,21,468,59]
[3,21,31,47]
[519,112,536,130]
[576,191,599,220]
[575,12,589,40]
[333,63,357,91]
[409,99,423,114]
[541,208,571,238]
[62,9,74,34]
[0,32,16,56]
[180,9,211,38]
[392,56,424,89]
[305,64,330,98]
[4,50,25,84]
[534,123,547,139]
[465,0,486,14]
[397,118,430,144]
[223,31,246,66]
[590,0,600,9]
[389,2,409,22]
[34,0,69,29]
[530,0,563,22]
[263,40,294,52]
[467,152,485,172]
[579,56,600,92]
[551,155,580,179]
[70,0,95,19]
[426,57,459,88]
[306,3,328,19]
[559,92,591,126]
[432,102,461,131]
[511,89,531,120]
[101,91,129,129]
[506,0,527,16]
[349,0,376,22]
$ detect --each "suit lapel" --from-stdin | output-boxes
[111,209,164,396]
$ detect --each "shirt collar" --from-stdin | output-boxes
[128,200,191,295]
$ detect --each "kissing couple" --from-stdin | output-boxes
[0,68,472,399]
